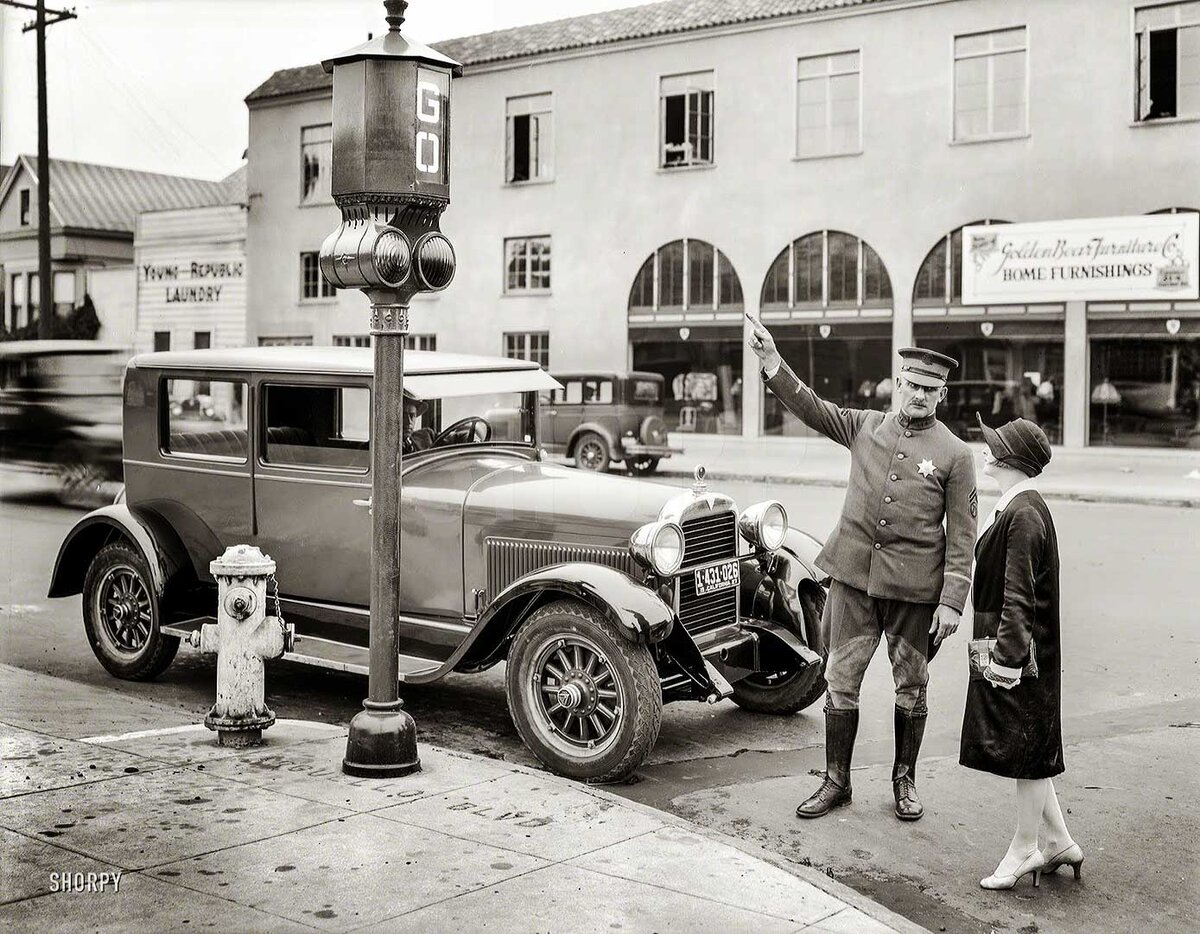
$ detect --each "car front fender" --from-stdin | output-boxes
[446,562,674,676]
[740,527,828,656]
[47,504,190,599]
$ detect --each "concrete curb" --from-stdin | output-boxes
[655,466,1200,508]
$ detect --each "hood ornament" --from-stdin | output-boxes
[692,465,708,494]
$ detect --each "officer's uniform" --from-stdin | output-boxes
[763,347,977,821]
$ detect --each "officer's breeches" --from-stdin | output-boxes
[822,580,936,712]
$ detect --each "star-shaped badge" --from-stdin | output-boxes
[917,458,937,478]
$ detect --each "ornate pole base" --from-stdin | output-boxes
[343,699,421,777]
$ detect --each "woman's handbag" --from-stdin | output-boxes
[968,638,1038,682]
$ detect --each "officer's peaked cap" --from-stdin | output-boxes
[898,347,958,388]
[976,413,1052,477]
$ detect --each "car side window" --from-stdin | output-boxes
[593,380,614,404]
[563,381,582,404]
[163,379,248,462]
[262,383,370,472]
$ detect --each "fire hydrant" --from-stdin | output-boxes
[188,545,294,747]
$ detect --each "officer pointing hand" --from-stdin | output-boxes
[746,312,781,374]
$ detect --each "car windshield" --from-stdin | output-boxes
[409,390,537,449]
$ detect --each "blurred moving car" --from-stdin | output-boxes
[0,340,127,503]
[540,371,681,474]
[48,347,829,782]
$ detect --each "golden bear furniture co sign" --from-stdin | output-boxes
[961,213,1199,304]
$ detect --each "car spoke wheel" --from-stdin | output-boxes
[507,599,661,782]
[82,542,179,681]
[573,432,610,473]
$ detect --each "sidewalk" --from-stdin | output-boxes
[657,433,1200,507]
[0,665,923,934]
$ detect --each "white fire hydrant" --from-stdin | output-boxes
[188,545,294,747]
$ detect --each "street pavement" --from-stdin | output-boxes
[2,466,1199,932]
[0,664,915,934]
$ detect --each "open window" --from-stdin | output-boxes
[1136,3,1200,120]
[660,71,714,168]
[262,383,370,471]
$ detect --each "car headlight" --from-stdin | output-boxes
[629,520,684,576]
[739,501,788,552]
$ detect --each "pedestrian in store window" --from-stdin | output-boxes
[961,415,1083,890]
[746,313,977,822]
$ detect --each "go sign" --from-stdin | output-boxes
[415,67,449,188]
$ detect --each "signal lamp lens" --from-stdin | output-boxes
[416,233,456,290]
[373,230,411,287]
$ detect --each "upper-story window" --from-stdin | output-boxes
[796,51,861,158]
[1136,3,1200,120]
[660,71,714,168]
[506,93,553,183]
[300,124,332,205]
[504,331,549,368]
[761,231,892,310]
[19,189,31,226]
[505,236,551,293]
[629,239,743,311]
[404,334,437,351]
[300,251,336,301]
[953,27,1028,141]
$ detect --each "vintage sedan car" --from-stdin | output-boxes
[49,347,829,782]
[540,371,680,474]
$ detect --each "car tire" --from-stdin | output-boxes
[730,586,827,715]
[628,456,660,476]
[506,599,662,783]
[573,432,611,472]
[82,541,179,681]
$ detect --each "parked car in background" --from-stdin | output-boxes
[540,371,681,474]
[0,340,127,504]
[48,347,829,782]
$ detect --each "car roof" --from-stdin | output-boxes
[132,346,546,377]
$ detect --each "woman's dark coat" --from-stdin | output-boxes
[960,490,1064,779]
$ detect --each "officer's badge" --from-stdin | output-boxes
[969,488,978,518]
[917,458,937,478]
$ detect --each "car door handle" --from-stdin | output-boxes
[352,498,372,515]
[548,410,557,415]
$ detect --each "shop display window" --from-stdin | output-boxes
[632,336,742,434]
[762,324,892,436]
[1089,337,1200,448]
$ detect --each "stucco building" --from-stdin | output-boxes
[244,0,1200,448]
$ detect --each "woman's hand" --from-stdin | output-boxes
[983,663,1019,690]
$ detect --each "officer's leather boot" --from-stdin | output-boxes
[796,707,858,818]
[892,705,926,821]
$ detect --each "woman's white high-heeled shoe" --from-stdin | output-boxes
[1041,842,1084,880]
[980,849,1046,890]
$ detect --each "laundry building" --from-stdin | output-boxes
[244,0,1200,448]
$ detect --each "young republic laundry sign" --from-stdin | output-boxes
[961,213,1199,304]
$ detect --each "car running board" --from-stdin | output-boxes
[161,619,440,680]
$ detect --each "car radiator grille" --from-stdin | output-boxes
[678,511,738,635]
[486,538,636,600]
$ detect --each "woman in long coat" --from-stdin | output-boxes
[960,415,1084,890]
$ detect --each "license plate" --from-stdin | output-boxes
[693,559,740,596]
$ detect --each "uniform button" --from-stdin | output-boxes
[874,543,882,550]
[897,453,906,460]
[879,519,887,526]
[905,430,913,437]
[890,473,898,481]
[885,496,893,503]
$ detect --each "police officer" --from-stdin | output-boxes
[747,314,977,822]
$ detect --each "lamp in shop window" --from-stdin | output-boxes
[1091,377,1122,444]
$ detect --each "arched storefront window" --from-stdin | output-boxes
[760,231,892,310]
[628,239,743,312]
[628,240,745,435]
[912,219,1007,307]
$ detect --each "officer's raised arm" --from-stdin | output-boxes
[746,312,870,449]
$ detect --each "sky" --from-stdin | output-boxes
[0,0,636,179]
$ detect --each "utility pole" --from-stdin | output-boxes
[1,0,77,338]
